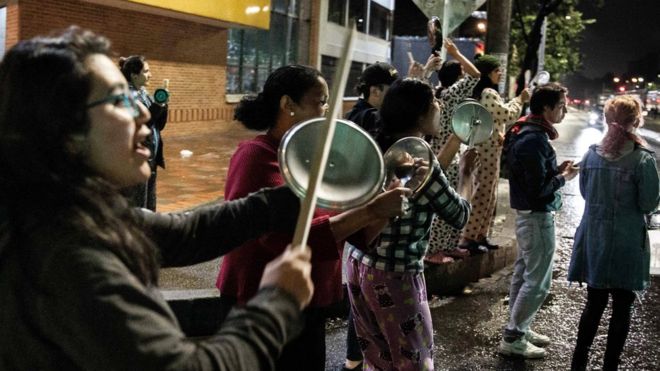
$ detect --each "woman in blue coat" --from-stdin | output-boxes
[568,95,660,371]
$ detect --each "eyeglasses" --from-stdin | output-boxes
[86,92,141,118]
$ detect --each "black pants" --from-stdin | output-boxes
[571,286,636,371]
[346,309,363,362]
[276,308,327,371]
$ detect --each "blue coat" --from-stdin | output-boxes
[568,144,660,291]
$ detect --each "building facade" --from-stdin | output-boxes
[1,0,395,127]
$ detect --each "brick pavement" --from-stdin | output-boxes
[156,120,254,213]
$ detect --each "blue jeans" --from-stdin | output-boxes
[504,211,555,341]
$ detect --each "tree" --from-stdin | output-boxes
[509,0,596,94]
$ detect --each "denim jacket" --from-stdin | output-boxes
[568,144,660,291]
[505,125,565,211]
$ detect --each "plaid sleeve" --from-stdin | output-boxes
[416,162,471,230]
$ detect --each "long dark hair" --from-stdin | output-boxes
[0,27,158,285]
[118,55,146,86]
[377,78,434,152]
[234,65,323,131]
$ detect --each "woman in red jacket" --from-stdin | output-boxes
[216,65,410,371]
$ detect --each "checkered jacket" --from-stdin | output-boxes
[349,162,471,273]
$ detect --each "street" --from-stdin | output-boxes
[323,108,660,370]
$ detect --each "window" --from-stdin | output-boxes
[0,7,6,57]
[226,3,302,94]
[328,0,346,26]
[321,55,365,98]
[368,2,391,40]
[348,0,367,33]
[328,0,390,41]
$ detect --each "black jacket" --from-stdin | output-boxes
[345,99,379,138]
[504,124,565,211]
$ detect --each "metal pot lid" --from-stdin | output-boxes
[382,137,434,198]
[451,99,494,146]
[278,117,384,211]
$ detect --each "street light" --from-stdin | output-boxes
[638,77,644,82]
[613,77,620,83]
[632,77,638,83]
[476,22,486,32]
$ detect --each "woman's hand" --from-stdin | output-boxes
[459,148,481,178]
[444,38,459,57]
[408,60,425,79]
[497,132,505,146]
[423,53,443,78]
[367,187,413,219]
[259,244,314,309]
[457,148,481,200]
[519,88,531,103]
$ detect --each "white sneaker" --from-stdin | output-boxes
[499,337,546,359]
[525,329,550,347]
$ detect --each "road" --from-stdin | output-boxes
[323,108,660,371]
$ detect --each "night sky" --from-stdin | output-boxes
[577,0,660,79]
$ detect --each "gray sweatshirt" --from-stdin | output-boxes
[0,187,302,370]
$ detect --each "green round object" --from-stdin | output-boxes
[154,88,169,104]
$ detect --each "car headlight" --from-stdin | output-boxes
[589,112,599,121]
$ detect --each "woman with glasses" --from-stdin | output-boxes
[568,95,659,371]
[216,65,411,371]
[119,55,168,211]
[459,54,530,254]
[0,27,316,370]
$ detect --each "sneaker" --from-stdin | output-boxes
[525,329,550,347]
[499,337,546,359]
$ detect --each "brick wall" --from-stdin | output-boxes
[5,1,20,48]
[11,0,233,127]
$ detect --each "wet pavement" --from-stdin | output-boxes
[324,110,660,370]
[156,110,660,370]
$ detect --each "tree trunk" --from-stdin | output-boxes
[515,0,562,94]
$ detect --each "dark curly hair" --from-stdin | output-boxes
[234,65,323,131]
[377,78,434,152]
[0,26,158,285]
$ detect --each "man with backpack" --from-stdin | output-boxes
[499,82,578,358]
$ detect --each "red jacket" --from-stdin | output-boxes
[216,134,343,307]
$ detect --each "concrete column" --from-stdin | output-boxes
[485,0,513,96]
